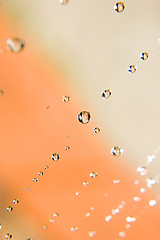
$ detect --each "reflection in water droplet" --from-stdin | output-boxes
[111,146,124,156]
[78,111,91,124]
[51,153,60,161]
[126,216,136,223]
[59,0,69,5]
[62,95,71,102]
[0,90,4,96]
[90,172,98,178]
[33,178,38,183]
[102,89,112,99]
[128,65,137,73]
[137,166,148,176]
[94,127,100,133]
[119,231,126,238]
[70,226,78,231]
[149,200,157,207]
[89,231,96,237]
[133,196,141,202]
[141,52,149,60]
[5,234,12,239]
[83,181,89,186]
[6,206,13,212]
[38,171,44,176]
[13,199,19,204]
[7,38,25,53]
[45,165,49,169]
[53,212,59,217]
[105,215,112,222]
[65,146,70,150]
[114,2,125,12]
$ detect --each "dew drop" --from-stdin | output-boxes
[70,226,78,231]
[0,89,4,96]
[65,146,70,150]
[140,187,146,193]
[105,215,112,222]
[38,171,43,176]
[112,208,119,215]
[133,196,141,202]
[49,219,54,223]
[94,127,100,133]
[83,181,89,186]
[45,165,49,169]
[137,166,148,176]
[114,2,125,12]
[90,206,94,211]
[89,231,96,237]
[85,212,90,217]
[43,225,48,229]
[33,178,38,183]
[102,89,112,99]
[126,216,136,223]
[125,224,131,229]
[128,65,137,73]
[51,153,60,161]
[90,172,98,178]
[113,179,120,184]
[149,200,157,207]
[59,0,69,5]
[13,199,19,204]
[141,52,149,60]
[62,95,71,102]
[5,234,12,239]
[53,212,59,217]
[6,206,13,212]
[26,187,29,191]
[75,192,80,196]
[7,38,25,53]
[111,146,124,156]
[78,111,91,124]
[119,231,126,238]
[134,180,139,185]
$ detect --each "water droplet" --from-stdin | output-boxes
[0,89,4,96]
[38,171,43,176]
[114,2,125,12]
[5,234,12,239]
[125,224,131,229]
[141,52,148,60]
[126,216,136,223]
[13,199,19,204]
[133,196,141,202]
[43,225,48,229]
[7,38,25,53]
[128,65,137,73]
[53,212,59,217]
[94,127,100,133]
[149,200,157,207]
[6,206,13,212]
[119,231,126,238]
[134,180,139,185]
[105,215,112,222]
[140,187,146,193]
[45,165,49,169]
[26,187,29,191]
[90,172,98,178]
[90,206,94,211]
[83,181,89,186]
[112,208,119,215]
[49,219,54,223]
[75,191,80,196]
[113,179,120,184]
[59,0,69,5]
[33,178,38,183]
[146,177,157,188]
[65,146,70,150]
[62,95,71,102]
[147,155,155,163]
[70,226,78,231]
[102,89,112,99]
[51,153,60,161]
[137,166,148,176]
[111,146,124,156]
[89,231,96,237]
[85,212,90,217]
[78,111,91,124]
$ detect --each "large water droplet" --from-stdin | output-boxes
[51,153,60,161]
[111,146,124,156]
[128,65,137,73]
[141,52,148,60]
[102,89,112,99]
[13,199,19,204]
[78,111,91,124]
[6,206,13,212]
[5,234,12,239]
[90,172,98,178]
[114,2,125,12]
[7,38,25,53]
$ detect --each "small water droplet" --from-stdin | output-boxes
[43,225,48,229]
[0,89,4,96]
[13,199,19,204]
[65,146,70,150]
[53,212,59,217]
[90,206,94,211]
[119,231,126,238]
[141,52,148,60]
[134,180,139,185]
[33,178,38,183]
[38,171,43,176]
[128,65,137,73]
[111,146,124,156]
[94,127,100,133]
[140,187,146,193]
[90,172,98,178]
[126,216,136,223]
[75,192,80,196]
[112,208,119,215]
[45,165,49,169]
[133,196,141,202]
[149,200,157,207]
[49,219,54,223]
[62,95,71,102]
[125,224,131,229]
[85,212,90,217]
[26,187,29,191]
[89,231,96,237]
[113,179,120,184]
[146,177,157,188]
[83,181,89,186]
[78,111,91,124]
[5,234,12,239]
[59,0,69,5]
[114,2,125,12]
[6,206,13,212]
[51,153,60,161]
[105,215,112,222]
[70,226,78,231]
[7,38,25,53]
[102,89,112,99]
[137,166,148,176]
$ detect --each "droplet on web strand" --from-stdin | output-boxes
[146,177,157,188]
[6,206,13,212]
[33,178,38,183]
[105,215,112,222]
[111,146,124,156]
[85,212,90,217]
[62,95,71,102]
[70,226,78,232]
[7,38,25,53]
[90,172,98,178]
[38,171,44,176]
[133,196,141,202]
[114,2,125,13]
[126,216,136,223]
[89,231,96,237]
[149,200,157,207]
[128,65,137,73]
[78,111,91,124]
[141,52,148,60]
[113,179,120,184]
[140,188,146,193]
[45,165,49,170]
[119,231,126,238]
[59,0,69,5]
[102,89,112,99]
[53,212,59,217]
[65,146,70,150]
[137,166,148,176]
[83,181,89,186]
[49,219,54,223]
[43,225,48,229]
[5,234,12,239]
[13,199,19,204]
[51,153,60,161]
[94,127,100,133]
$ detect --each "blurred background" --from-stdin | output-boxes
[0,0,160,239]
